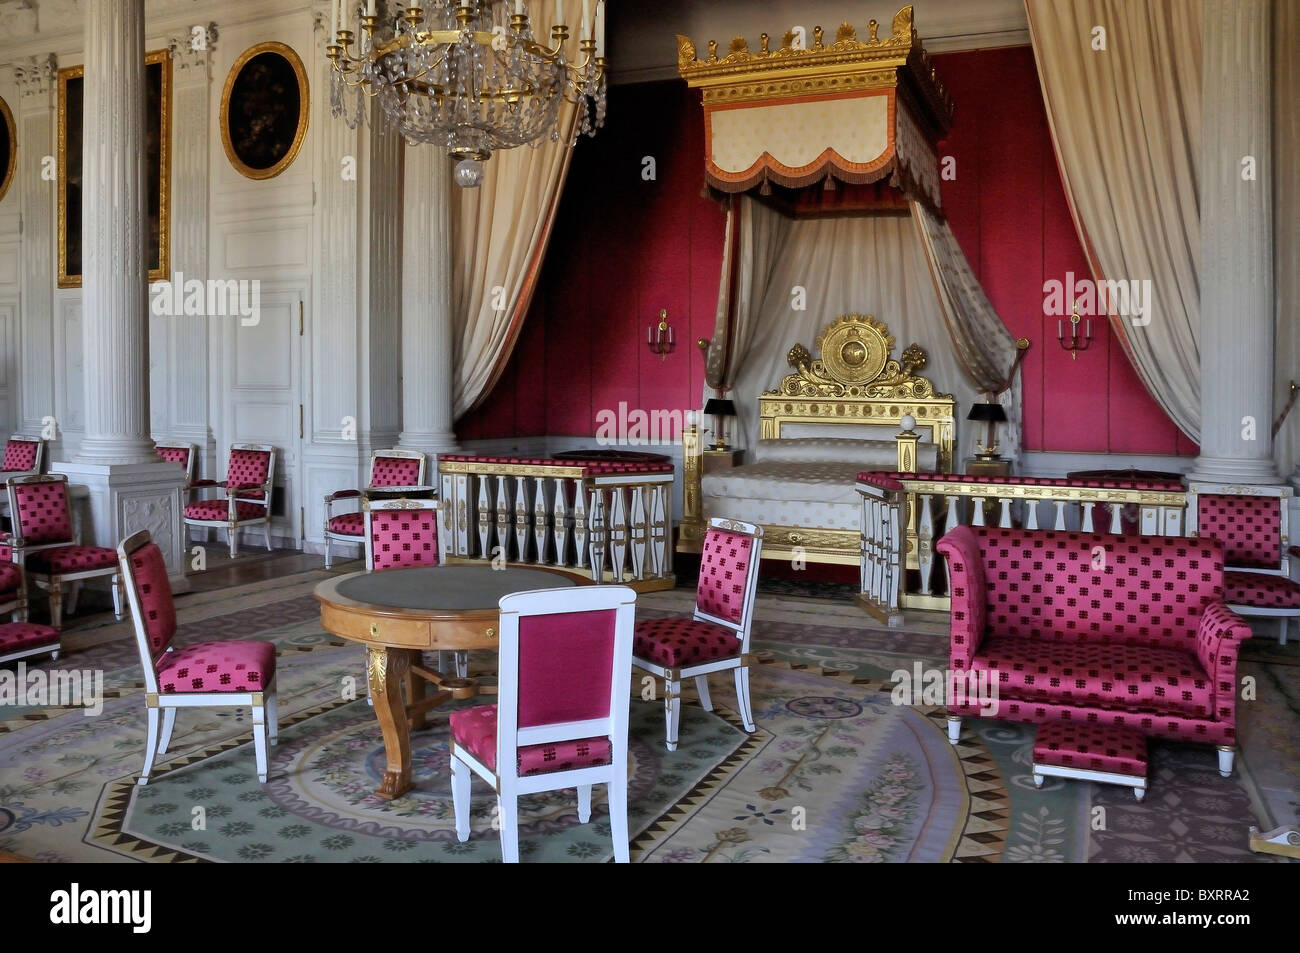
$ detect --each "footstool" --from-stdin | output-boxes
[1032,722,1148,801]
[0,621,61,665]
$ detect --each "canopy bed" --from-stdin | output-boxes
[674,6,1025,569]
[681,313,955,565]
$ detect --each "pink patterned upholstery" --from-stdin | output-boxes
[226,449,271,500]
[1224,570,1300,608]
[858,470,1184,492]
[633,617,740,669]
[155,640,276,693]
[184,499,267,522]
[1196,494,1282,568]
[973,636,1213,719]
[125,541,176,653]
[2,439,39,472]
[368,509,438,570]
[0,562,21,595]
[11,481,72,545]
[0,622,59,654]
[327,512,364,536]
[449,704,613,776]
[936,526,1252,747]
[26,545,118,574]
[371,456,422,487]
[517,609,616,726]
[438,453,673,477]
[156,446,190,467]
[697,527,754,623]
[1034,722,1148,777]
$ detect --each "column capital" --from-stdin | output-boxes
[13,53,56,103]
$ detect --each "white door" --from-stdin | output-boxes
[221,286,304,544]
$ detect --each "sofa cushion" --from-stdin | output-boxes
[974,530,1224,651]
[974,634,1213,719]
[1034,721,1148,777]
[1224,570,1300,609]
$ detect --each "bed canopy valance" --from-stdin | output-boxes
[678,6,1027,464]
[676,5,952,207]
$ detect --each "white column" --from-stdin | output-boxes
[13,55,57,440]
[55,0,186,587]
[1189,0,1279,484]
[363,102,404,455]
[398,145,459,455]
[75,0,154,465]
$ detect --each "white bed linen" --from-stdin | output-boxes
[701,460,864,532]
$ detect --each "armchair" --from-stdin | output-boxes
[324,449,427,568]
[183,444,276,559]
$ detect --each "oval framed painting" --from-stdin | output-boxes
[0,95,15,203]
[220,42,308,180]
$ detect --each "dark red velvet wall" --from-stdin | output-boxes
[458,47,1195,456]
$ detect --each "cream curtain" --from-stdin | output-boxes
[911,200,1024,459]
[1272,0,1300,476]
[1025,0,1202,441]
[451,0,584,418]
[725,210,1008,465]
[704,194,788,390]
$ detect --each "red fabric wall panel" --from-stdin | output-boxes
[458,49,1192,457]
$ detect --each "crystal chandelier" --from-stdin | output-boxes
[327,0,607,187]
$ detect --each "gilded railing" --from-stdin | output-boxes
[437,455,675,592]
[855,472,1189,624]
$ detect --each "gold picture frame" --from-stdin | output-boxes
[57,49,172,289]
[220,41,309,181]
[0,96,15,204]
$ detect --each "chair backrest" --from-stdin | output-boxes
[226,444,275,502]
[369,449,426,488]
[117,530,178,694]
[155,441,197,484]
[496,585,637,782]
[3,435,44,474]
[7,474,74,546]
[695,517,763,645]
[1188,483,1290,573]
[363,498,440,571]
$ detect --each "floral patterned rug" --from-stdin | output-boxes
[0,568,1288,862]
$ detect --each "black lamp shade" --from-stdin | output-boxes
[967,402,1007,423]
[704,398,737,417]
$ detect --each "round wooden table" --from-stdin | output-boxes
[315,564,588,799]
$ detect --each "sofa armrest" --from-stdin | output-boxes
[1195,602,1253,726]
[935,525,988,671]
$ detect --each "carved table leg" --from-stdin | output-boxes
[367,646,413,800]
[406,654,428,732]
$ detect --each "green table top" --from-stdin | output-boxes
[333,565,579,612]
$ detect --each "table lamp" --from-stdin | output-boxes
[703,397,737,451]
[967,399,1007,461]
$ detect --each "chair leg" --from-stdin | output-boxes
[733,666,755,733]
[1280,618,1289,646]
[664,677,681,752]
[325,536,333,570]
[947,716,962,745]
[252,704,269,783]
[498,793,520,863]
[695,675,713,712]
[451,756,471,842]
[264,519,272,552]
[48,582,63,631]
[1218,746,1236,778]
[455,651,468,678]
[267,691,279,746]
[158,707,177,755]
[140,706,161,785]
[228,525,239,560]
[609,772,630,864]
[577,784,593,823]
[65,581,80,616]
[112,573,123,620]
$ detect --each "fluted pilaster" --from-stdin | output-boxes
[1189,0,1279,483]
[366,103,403,449]
[75,0,155,464]
[398,144,458,455]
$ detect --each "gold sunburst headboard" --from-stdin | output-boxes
[758,314,956,472]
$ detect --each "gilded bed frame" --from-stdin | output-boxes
[679,314,956,566]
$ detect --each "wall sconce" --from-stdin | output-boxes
[647,308,675,362]
[1057,298,1092,359]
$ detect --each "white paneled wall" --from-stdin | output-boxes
[0,0,399,550]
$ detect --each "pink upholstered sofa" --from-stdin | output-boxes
[935,526,1253,777]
